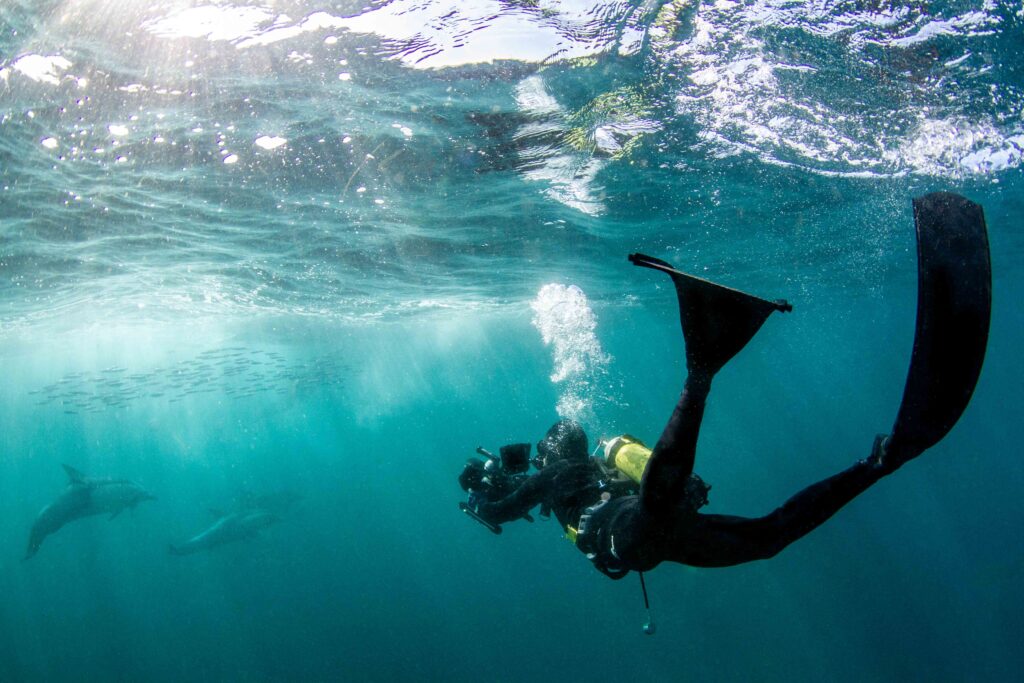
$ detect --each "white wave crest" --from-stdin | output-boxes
[663,0,1020,178]
[886,117,1024,176]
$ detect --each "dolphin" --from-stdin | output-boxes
[233,490,301,515]
[169,510,280,556]
[25,464,157,560]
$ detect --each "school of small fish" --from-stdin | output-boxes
[28,347,347,414]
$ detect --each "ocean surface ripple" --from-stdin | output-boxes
[1,0,1021,331]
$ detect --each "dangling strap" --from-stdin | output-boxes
[639,571,656,635]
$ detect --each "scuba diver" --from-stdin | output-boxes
[459,192,991,586]
[459,443,536,529]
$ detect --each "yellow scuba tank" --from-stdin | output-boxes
[602,434,712,516]
[603,434,652,484]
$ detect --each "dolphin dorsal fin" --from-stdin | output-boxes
[62,464,88,485]
[209,508,225,518]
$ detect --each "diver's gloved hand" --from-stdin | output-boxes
[467,491,488,511]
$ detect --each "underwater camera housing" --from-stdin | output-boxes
[470,443,532,497]
[458,443,536,534]
[457,443,530,494]
[497,443,531,475]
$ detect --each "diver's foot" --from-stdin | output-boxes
[868,433,921,474]
[867,433,900,474]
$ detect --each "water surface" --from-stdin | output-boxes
[1,2,1022,681]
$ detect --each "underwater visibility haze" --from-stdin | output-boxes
[1,1,1023,681]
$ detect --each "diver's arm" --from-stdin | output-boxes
[477,462,565,525]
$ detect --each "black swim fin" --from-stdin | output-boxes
[629,253,791,377]
[886,192,991,463]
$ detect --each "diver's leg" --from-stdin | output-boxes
[629,254,789,526]
[639,371,712,521]
[666,453,886,568]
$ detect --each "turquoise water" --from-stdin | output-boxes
[1,1,1022,680]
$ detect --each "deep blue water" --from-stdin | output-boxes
[1,1,1022,681]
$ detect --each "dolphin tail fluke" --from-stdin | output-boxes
[168,544,182,556]
[24,527,44,561]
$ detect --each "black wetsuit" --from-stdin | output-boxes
[478,371,887,574]
[477,194,991,576]
[477,458,601,530]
